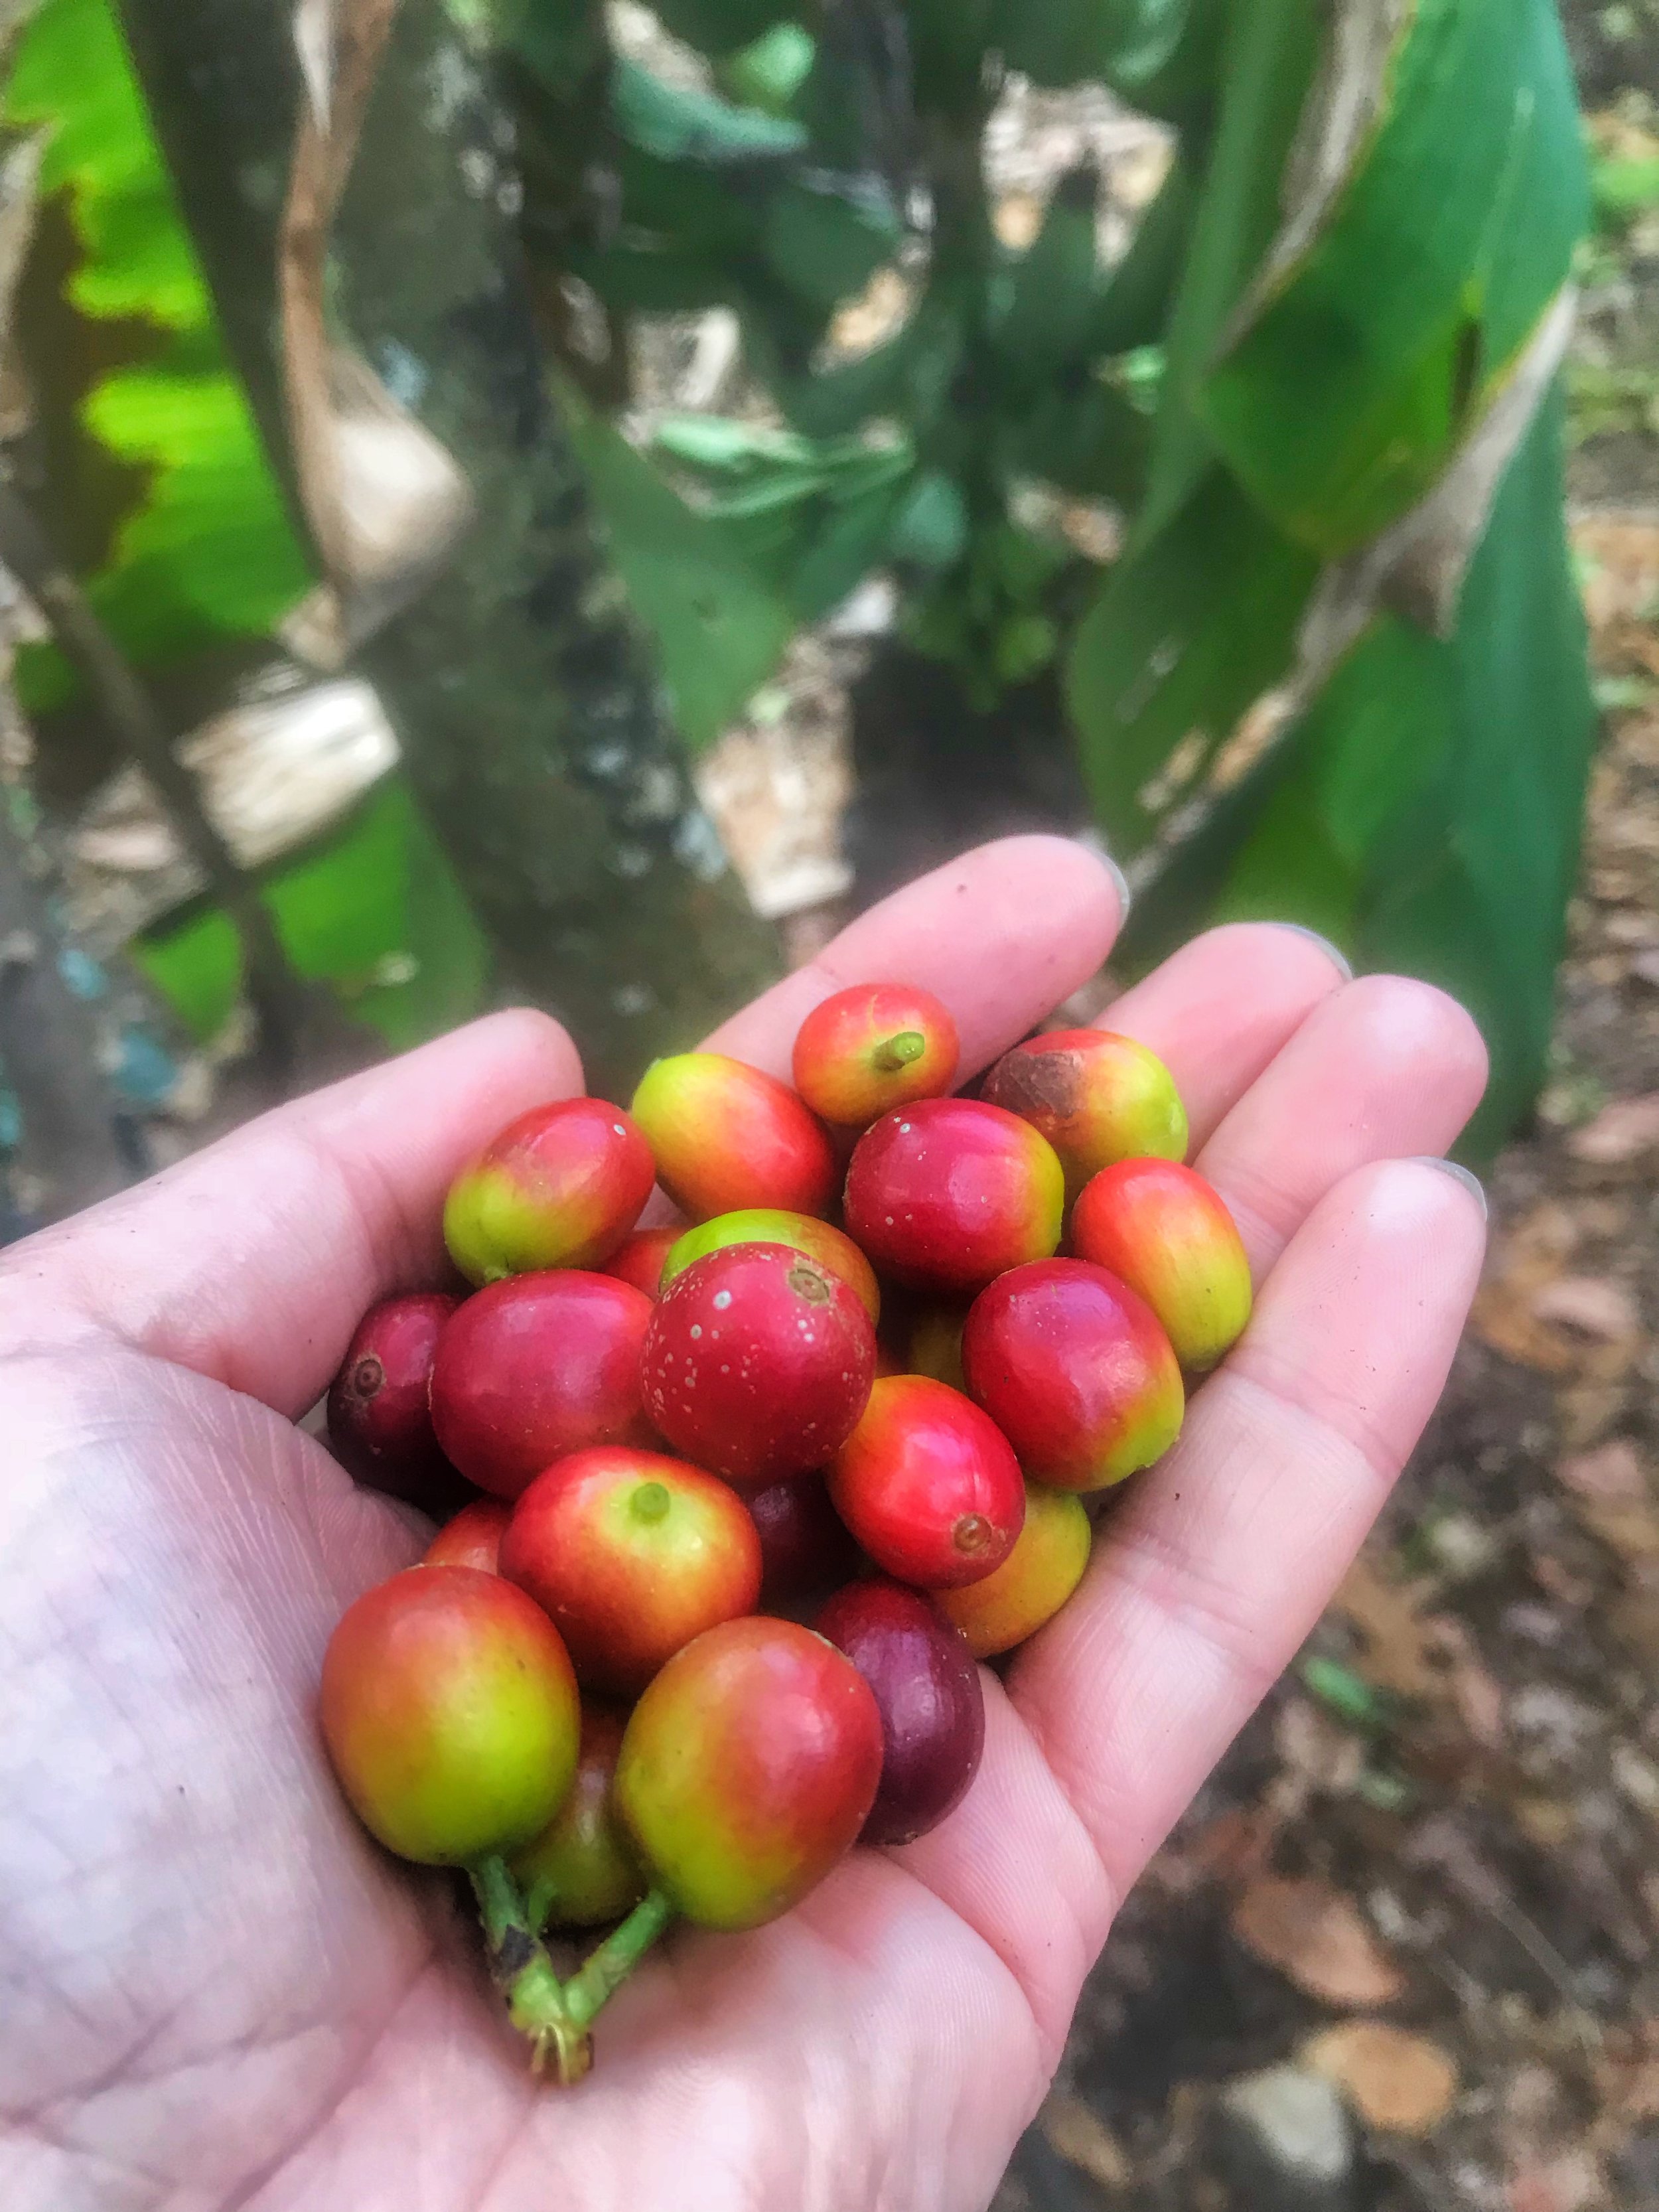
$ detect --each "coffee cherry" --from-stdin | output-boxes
[597,1224,681,1299]
[982,1029,1187,1194]
[828,1375,1025,1588]
[962,1258,1183,1491]
[843,1098,1064,1295]
[817,1579,985,1845]
[936,1484,1092,1658]
[430,1272,651,1499]
[443,1098,655,1285]
[615,1617,883,1929]
[510,1701,647,1930]
[499,1447,762,1696]
[661,1208,881,1323]
[791,982,960,1126]
[1072,1158,1253,1372]
[424,1497,510,1573]
[319,1566,579,1866]
[642,1243,876,1484]
[326,1292,458,1510]
[630,1053,835,1220]
[747,1471,862,1610]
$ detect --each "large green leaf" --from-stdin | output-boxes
[1352,387,1593,1154]
[135,779,491,1051]
[6,0,312,708]
[1066,467,1318,853]
[1202,0,1588,553]
[1135,0,1321,543]
[557,380,797,749]
[611,55,807,163]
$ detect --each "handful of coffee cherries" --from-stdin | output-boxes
[318,984,1252,2082]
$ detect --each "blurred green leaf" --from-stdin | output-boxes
[1591,151,1659,224]
[761,180,900,313]
[558,379,797,748]
[135,780,490,1050]
[1301,1655,1394,1733]
[717,21,815,112]
[6,0,311,709]
[1136,0,1320,542]
[1351,386,1595,1157]
[1066,467,1317,854]
[652,0,793,58]
[611,54,807,163]
[888,470,970,569]
[1203,0,1589,554]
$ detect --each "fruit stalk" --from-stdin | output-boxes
[469,1856,593,2085]
[871,1030,927,1072]
[560,1888,676,2031]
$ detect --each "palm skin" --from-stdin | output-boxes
[0,838,1489,2212]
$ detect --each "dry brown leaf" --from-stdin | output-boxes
[1303,2020,1459,2135]
[1040,2094,1132,2190]
[1557,1438,1650,1501]
[1232,1877,1406,2007]
[1331,1555,1443,1697]
[1575,1496,1659,1564]
[1529,1275,1642,1344]
[1567,1093,1659,1165]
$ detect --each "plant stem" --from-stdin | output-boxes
[561,1889,675,2030]
[872,1029,926,1072]
[468,1855,592,2085]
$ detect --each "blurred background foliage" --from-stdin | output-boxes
[0,0,1640,1191]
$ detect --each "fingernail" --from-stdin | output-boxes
[1104,852,1133,924]
[1408,1155,1488,1219]
[1270,921,1352,982]
[1072,830,1133,923]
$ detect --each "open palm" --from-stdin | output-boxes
[0,838,1488,2212]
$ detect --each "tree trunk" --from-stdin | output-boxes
[115,0,778,1098]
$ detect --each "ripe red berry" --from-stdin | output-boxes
[630,1052,835,1220]
[816,1578,985,1845]
[981,1029,1187,1194]
[597,1224,681,1299]
[424,1497,510,1573]
[962,1258,1183,1490]
[747,1470,862,1610]
[791,982,960,1126]
[499,1447,762,1696]
[429,1272,651,1499]
[319,1565,579,1866]
[1071,1158,1253,1372]
[843,1098,1064,1294]
[828,1375,1025,1588]
[443,1097,656,1284]
[935,1483,1092,1658]
[661,1207,881,1323]
[326,1291,459,1510]
[642,1243,876,1484]
[510,1702,647,1930]
[615,1617,883,1929]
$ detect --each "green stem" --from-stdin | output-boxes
[872,1029,927,1073]
[468,1856,593,2085]
[561,1889,676,2031]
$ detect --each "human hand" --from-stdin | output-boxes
[0,837,1488,2212]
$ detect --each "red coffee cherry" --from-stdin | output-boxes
[962,1258,1183,1491]
[642,1242,876,1484]
[792,982,960,1126]
[444,1097,655,1284]
[430,1272,651,1499]
[843,1098,1064,1295]
[828,1375,1025,1589]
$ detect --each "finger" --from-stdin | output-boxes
[0,1010,582,1416]
[1196,974,1489,1276]
[1011,1157,1486,1897]
[1098,922,1352,1149]
[703,834,1123,1080]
